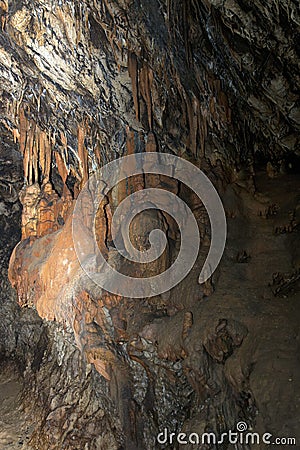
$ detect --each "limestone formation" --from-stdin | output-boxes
[19,183,40,240]
[0,0,299,449]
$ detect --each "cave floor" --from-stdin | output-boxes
[215,172,300,442]
[0,363,32,450]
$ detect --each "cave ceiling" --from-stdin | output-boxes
[0,0,298,177]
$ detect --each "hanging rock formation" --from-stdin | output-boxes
[0,0,299,449]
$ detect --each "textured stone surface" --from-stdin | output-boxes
[0,0,299,449]
[0,127,45,369]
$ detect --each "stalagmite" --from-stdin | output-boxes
[2,0,299,448]
[32,133,38,184]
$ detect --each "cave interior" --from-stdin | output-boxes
[0,0,299,449]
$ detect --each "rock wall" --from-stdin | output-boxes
[0,0,299,449]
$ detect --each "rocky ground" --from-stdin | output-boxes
[0,363,33,450]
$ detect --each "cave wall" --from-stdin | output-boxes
[1,0,298,169]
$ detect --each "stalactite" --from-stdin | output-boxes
[44,131,52,185]
[95,195,109,260]
[37,183,59,237]
[39,129,46,181]
[55,147,73,204]
[19,183,41,240]
[75,4,82,46]
[116,128,134,206]
[192,96,199,156]
[16,108,53,186]
[219,90,231,123]
[94,138,101,166]
[145,132,179,244]
[77,122,89,187]
[145,131,157,153]
[167,0,171,24]
[185,93,199,157]
[54,152,69,186]
[33,134,39,185]
[182,0,192,67]
[128,50,139,121]
[36,129,52,185]
[72,167,82,199]
[140,65,153,130]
